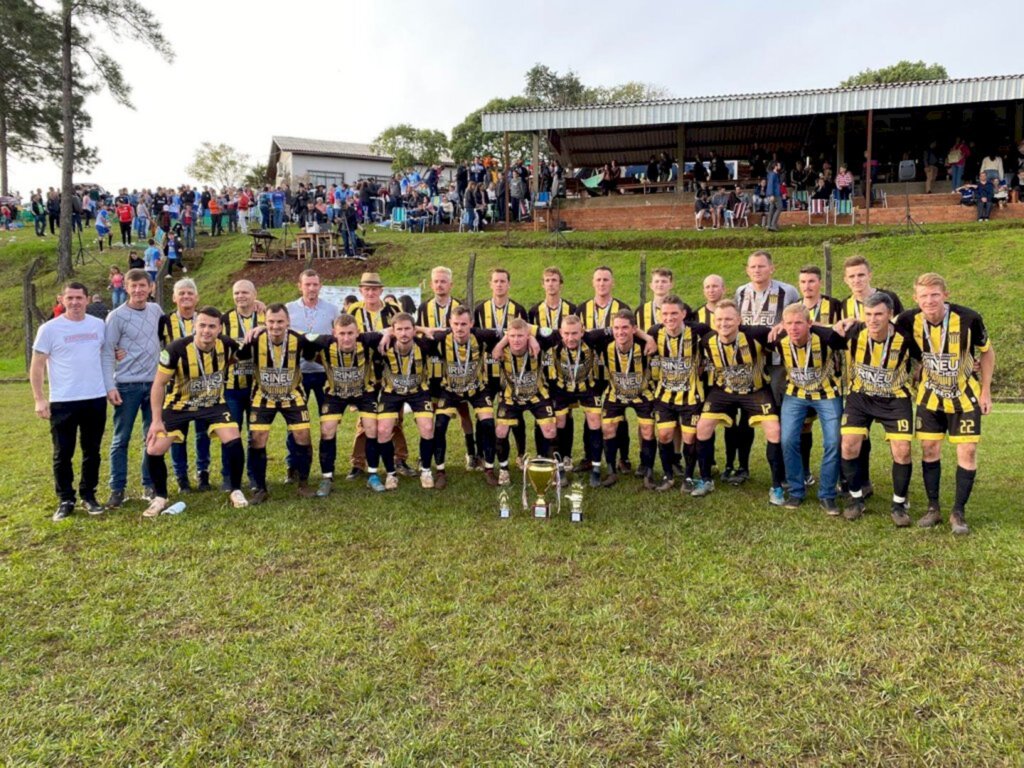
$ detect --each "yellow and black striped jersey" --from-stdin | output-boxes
[496,333,558,404]
[309,332,383,399]
[434,328,500,396]
[474,298,527,377]
[638,300,668,332]
[221,309,265,390]
[157,334,238,411]
[840,289,904,321]
[648,322,712,405]
[377,338,435,395]
[843,323,921,399]
[586,334,653,403]
[800,294,842,326]
[529,298,576,380]
[417,296,461,379]
[349,301,396,332]
[702,326,773,395]
[773,327,846,400]
[695,304,718,330]
[736,282,799,326]
[896,304,990,413]
[242,330,318,409]
[158,311,196,347]
[547,328,610,394]
[577,297,630,331]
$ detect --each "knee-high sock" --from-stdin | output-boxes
[658,441,675,477]
[801,430,813,477]
[736,422,754,470]
[294,443,312,482]
[496,434,510,465]
[724,425,737,468]
[683,441,698,480]
[319,436,337,476]
[366,437,380,471]
[954,466,976,512]
[223,438,244,491]
[766,441,785,488]
[892,461,912,501]
[586,425,603,464]
[147,453,169,498]
[697,438,715,481]
[841,456,861,494]
[858,437,872,485]
[419,437,435,469]
[434,414,450,467]
[708,430,717,467]
[379,440,395,474]
[512,416,526,455]
[560,412,575,460]
[474,418,484,459]
[251,446,268,490]
[617,420,630,462]
[478,420,496,464]
[922,459,941,504]
[603,436,618,470]
[640,438,656,470]
[464,429,476,458]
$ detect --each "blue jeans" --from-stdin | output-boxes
[111,288,127,307]
[223,388,255,486]
[286,372,325,469]
[273,208,283,228]
[171,424,211,479]
[342,228,356,256]
[950,164,964,190]
[260,206,271,228]
[781,394,842,501]
[108,381,153,492]
[183,223,196,248]
[135,216,149,238]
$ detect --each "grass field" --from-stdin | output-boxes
[2,222,1024,764]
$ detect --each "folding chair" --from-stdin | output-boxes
[807,198,830,226]
[832,194,855,225]
[724,201,748,228]
[388,206,407,231]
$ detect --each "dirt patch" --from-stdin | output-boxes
[232,252,394,285]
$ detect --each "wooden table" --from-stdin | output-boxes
[247,230,278,261]
[296,231,333,260]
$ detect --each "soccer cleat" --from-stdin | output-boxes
[783,495,803,510]
[296,481,316,499]
[141,486,155,501]
[727,468,749,486]
[843,498,865,521]
[497,468,510,486]
[285,467,299,484]
[345,467,365,481]
[600,472,619,488]
[315,478,333,498]
[950,510,970,536]
[143,496,168,518]
[249,488,270,505]
[366,474,386,493]
[384,474,399,491]
[396,461,418,478]
[464,454,478,471]
[434,470,447,490]
[804,473,816,487]
[721,467,736,483]
[616,458,631,475]
[917,504,942,528]
[690,479,715,497]
[196,471,212,492]
[52,501,75,522]
[769,487,787,507]
[219,479,232,492]
[176,475,193,494]
[483,468,498,487]
[655,476,675,492]
[642,471,658,491]
[229,490,249,508]
[420,470,435,489]
[514,456,524,471]
[589,470,602,488]
[891,500,912,528]
[574,459,593,473]
[105,490,125,509]
[683,477,697,490]
[81,497,105,516]
[819,498,841,516]
[861,483,875,501]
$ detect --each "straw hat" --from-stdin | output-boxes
[358,272,383,287]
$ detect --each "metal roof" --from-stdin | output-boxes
[482,74,1024,132]
[271,136,391,161]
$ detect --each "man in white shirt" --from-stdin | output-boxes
[31,282,119,521]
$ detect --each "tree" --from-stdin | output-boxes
[524,64,589,107]
[187,142,250,189]
[590,81,671,104]
[57,0,173,283]
[841,61,948,88]
[450,96,534,163]
[242,162,270,190]
[370,124,449,172]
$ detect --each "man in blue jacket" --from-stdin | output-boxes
[765,162,782,232]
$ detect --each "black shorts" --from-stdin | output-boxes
[250,403,311,432]
[602,398,655,426]
[551,388,602,417]
[654,401,703,434]
[701,388,777,426]
[161,406,236,443]
[428,377,445,400]
[496,398,555,426]
[841,392,914,440]
[916,404,982,444]
[378,391,434,419]
[435,389,494,417]
[321,392,378,421]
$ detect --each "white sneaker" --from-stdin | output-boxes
[229,489,248,508]
[143,496,167,518]
[384,474,399,491]
[420,470,434,489]
[498,468,511,486]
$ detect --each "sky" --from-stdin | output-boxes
[6,0,1018,194]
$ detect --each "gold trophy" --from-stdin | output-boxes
[566,481,584,523]
[522,454,561,519]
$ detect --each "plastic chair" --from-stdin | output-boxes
[389,206,407,231]
[725,201,748,228]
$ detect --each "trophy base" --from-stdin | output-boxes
[570,511,582,523]
[499,508,510,519]
[533,500,549,519]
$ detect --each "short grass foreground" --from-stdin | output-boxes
[2,383,1024,765]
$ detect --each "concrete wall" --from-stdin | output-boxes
[276,153,395,187]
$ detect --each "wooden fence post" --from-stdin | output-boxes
[638,253,648,308]
[466,252,476,310]
[823,242,833,298]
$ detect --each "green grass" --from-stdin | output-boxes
[3,220,1024,763]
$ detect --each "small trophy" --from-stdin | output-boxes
[498,489,510,519]
[522,454,560,519]
[566,481,584,523]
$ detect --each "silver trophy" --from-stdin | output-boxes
[566,481,584,523]
[498,489,511,519]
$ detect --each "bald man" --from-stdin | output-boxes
[221,279,265,490]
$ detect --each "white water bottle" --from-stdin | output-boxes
[163,501,186,516]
